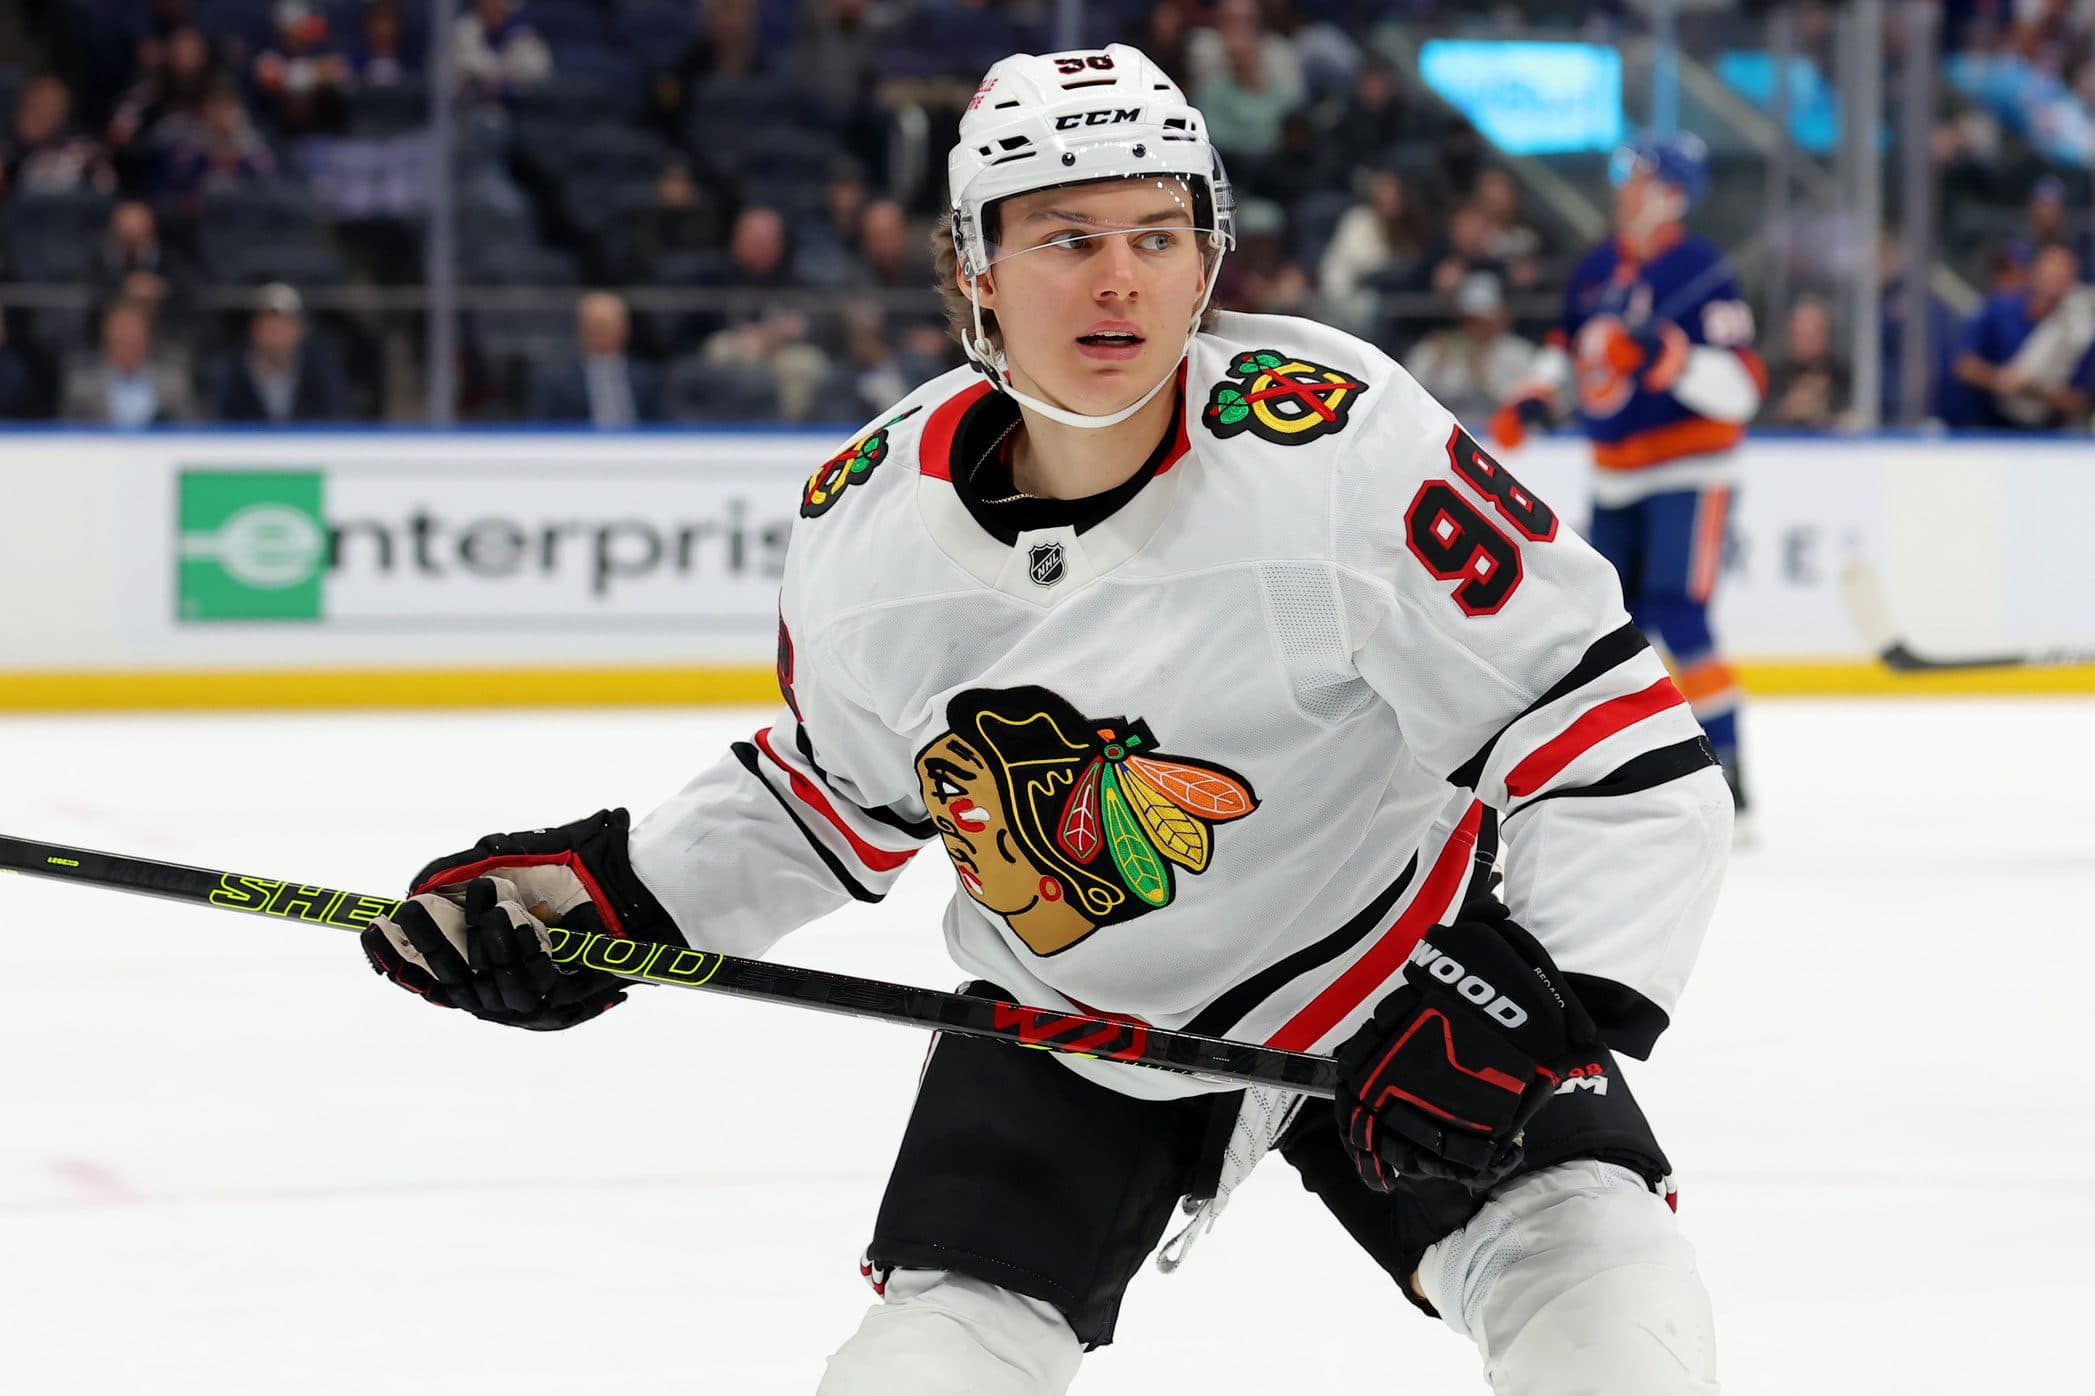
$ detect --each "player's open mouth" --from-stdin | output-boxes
[1076,325,1145,361]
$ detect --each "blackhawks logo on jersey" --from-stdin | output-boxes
[801,405,923,518]
[1203,350,1367,446]
[916,686,1258,957]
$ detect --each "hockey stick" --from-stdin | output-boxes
[0,832,1338,1098]
[1838,556,2095,672]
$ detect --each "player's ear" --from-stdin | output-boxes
[964,266,998,315]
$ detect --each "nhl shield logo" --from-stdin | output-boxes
[1027,542,1065,587]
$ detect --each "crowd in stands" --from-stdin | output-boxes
[0,0,2088,431]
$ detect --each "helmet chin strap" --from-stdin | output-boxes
[964,246,1223,432]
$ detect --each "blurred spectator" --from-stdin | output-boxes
[529,292,665,426]
[1400,273,1533,427]
[694,208,829,419]
[1952,242,2095,429]
[1266,0,1362,101]
[348,1,418,86]
[60,298,195,427]
[151,79,275,215]
[721,205,802,297]
[0,74,114,196]
[0,308,36,420]
[823,156,872,254]
[791,0,904,115]
[1313,55,1475,194]
[106,26,218,178]
[652,0,768,139]
[2021,173,2094,268]
[1319,168,1427,333]
[1763,296,1851,429]
[788,0,904,173]
[1190,0,1307,176]
[855,199,932,291]
[453,0,553,98]
[1472,168,1544,290]
[1985,238,2033,295]
[1407,201,1506,296]
[1144,0,1200,89]
[207,283,352,422]
[251,0,352,137]
[95,200,185,296]
[827,300,948,420]
[93,200,195,337]
[1210,197,1312,316]
[626,156,725,279]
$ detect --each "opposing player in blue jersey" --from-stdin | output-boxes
[1493,132,1764,819]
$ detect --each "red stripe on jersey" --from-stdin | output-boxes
[1266,802,1484,1053]
[1503,677,1686,798]
[1155,363,1193,475]
[918,380,994,481]
[752,727,919,873]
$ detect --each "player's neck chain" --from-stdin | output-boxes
[971,418,1037,505]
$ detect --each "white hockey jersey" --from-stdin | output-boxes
[630,311,1732,1102]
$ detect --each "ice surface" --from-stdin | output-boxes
[4,699,2092,1394]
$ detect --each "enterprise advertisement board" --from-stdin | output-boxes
[0,430,2088,705]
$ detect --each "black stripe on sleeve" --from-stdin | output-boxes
[1565,973,1671,1060]
[733,742,881,903]
[1181,853,1420,1040]
[793,723,936,840]
[1447,622,1651,791]
[1500,736,1718,823]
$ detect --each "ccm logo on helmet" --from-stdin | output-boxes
[1054,107,1142,130]
[1406,940,1530,1027]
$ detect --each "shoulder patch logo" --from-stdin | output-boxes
[1203,350,1367,445]
[801,405,923,519]
[916,686,1258,957]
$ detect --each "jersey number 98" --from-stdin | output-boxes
[1403,426,1557,617]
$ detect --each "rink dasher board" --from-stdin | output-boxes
[0,429,2088,706]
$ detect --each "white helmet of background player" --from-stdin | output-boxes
[948,43,1236,429]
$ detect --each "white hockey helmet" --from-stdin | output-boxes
[948,43,1236,428]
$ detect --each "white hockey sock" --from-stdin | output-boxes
[818,1269,1083,1396]
[1417,1159,1720,1396]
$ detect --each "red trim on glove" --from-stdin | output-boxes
[410,851,629,937]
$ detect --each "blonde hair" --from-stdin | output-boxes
[930,209,1224,356]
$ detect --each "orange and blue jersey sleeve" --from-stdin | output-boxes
[1573,238,1763,469]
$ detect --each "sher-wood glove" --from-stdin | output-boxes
[1335,903,1606,1190]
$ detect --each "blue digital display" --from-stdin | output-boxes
[1417,40,1626,155]
[1715,50,1840,154]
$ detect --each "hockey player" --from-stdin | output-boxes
[363,46,1729,1395]
[1492,132,1764,817]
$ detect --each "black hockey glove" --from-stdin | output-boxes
[1334,903,1606,1191]
[360,808,685,1031]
